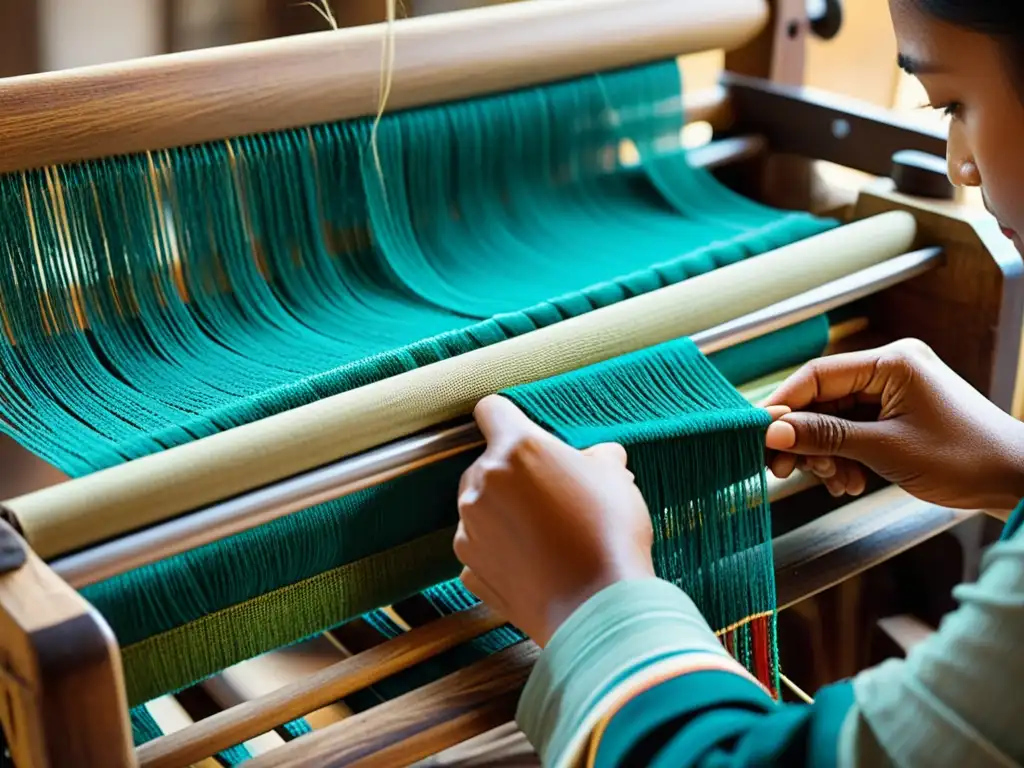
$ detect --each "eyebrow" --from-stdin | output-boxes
[897,53,944,75]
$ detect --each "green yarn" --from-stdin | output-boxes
[502,337,777,681]
[0,59,832,477]
[81,318,826,709]
[119,527,460,706]
[0,56,838,750]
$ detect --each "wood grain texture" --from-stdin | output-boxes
[0,0,766,173]
[774,486,977,610]
[137,604,505,768]
[0,519,133,768]
[244,642,539,767]
[852,184,1024,414]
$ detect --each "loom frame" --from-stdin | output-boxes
[4,0,1024,764]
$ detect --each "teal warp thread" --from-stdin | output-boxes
[352,337,781,704]
[83,317,825,656]
[501,336,777,682]
[344,319,829,708]
[0,59,833,477]
[0,57,837,732]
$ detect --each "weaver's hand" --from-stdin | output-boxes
[454,395,655,647]
[764,339,1024,510]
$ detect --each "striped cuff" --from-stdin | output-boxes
[516,578,767,768]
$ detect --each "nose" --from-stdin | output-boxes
[946,123,981,187]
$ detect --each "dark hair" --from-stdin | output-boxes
[915,1,1024,78]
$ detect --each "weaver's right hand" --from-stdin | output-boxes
[763,339,1024,511]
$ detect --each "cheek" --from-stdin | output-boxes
[972,112,1024,229]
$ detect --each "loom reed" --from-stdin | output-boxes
[50,246,942,590]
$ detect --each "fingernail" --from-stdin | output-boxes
[765,421,796,450]
[809,458,836,478]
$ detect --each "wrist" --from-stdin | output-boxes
[994,419,1024,510]
[541,559,656,647]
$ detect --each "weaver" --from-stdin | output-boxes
[2,0,1018,765]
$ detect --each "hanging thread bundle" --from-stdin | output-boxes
[0,53,837,760]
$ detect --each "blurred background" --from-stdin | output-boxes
[0,0,937,131]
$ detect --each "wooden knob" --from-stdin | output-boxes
[891,150,955,200]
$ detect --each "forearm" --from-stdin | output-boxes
[519,523,1024,767]
[515,579,855,767]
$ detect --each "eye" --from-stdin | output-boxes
[933,101,963,119]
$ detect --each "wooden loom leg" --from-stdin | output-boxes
[0,516,134,768]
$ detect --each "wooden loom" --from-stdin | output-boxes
[1,0,1022,765]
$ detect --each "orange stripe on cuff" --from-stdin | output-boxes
[585,652,768,768]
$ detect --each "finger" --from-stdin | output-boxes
[453,521,472,564]
[765,419,797,452]
[582,442,628,467]
[824,476,847,498]
[838,459,867,496]
[805,456,836,479]
[771,452,798,479]
[764,404,792,420]
[762,350,890,410]
[473,395,546,447]
[766,411,884,462]
[459,567,510,617]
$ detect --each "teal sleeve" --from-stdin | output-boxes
[515,578,753,767]
[1000,497,1024,540]
[519,507,1024,767]
[594,675,853,768]
[847,515,1024,766]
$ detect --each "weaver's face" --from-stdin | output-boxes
[889,0,1024,253]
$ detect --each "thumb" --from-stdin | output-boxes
[765,411,883,461]
[473,394,546,447]
[582,442,628,467]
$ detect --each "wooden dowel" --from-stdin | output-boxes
[773,486,977,610]
[10,213,918,562]
[136,603,505,768]
[0,0,765,174]
[244,643,540,768]
[240,488,976,766]
[346,694,522,768]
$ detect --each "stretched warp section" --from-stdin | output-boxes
[0,58,831,478]
[0,59,834,757]
[346,317,826,710]
[507,336,777,689]
[78,318,821,713]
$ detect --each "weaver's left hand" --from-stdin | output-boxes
[454,395,655,647]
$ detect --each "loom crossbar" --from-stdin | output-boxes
[0,0,764,173]
[49,246,942,590]
[0,211,919,561]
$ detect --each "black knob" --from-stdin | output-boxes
[808,0,843,41]
[891,150,955,200]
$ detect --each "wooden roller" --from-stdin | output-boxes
[0,0,763,173]
[1,211,917,560]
